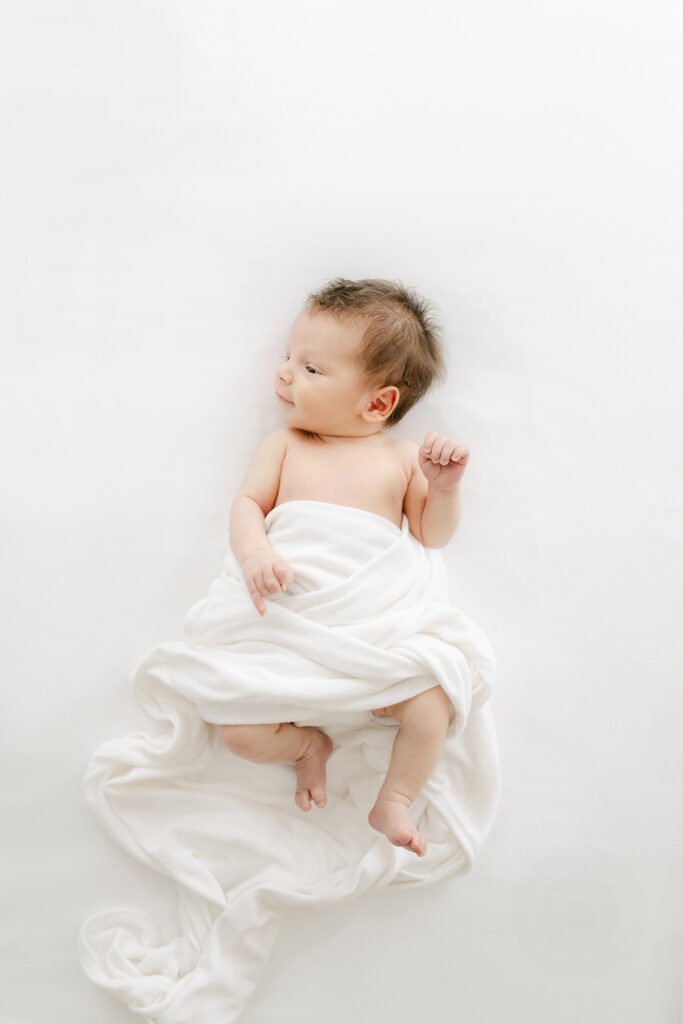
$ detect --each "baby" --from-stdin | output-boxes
[219,278,470,858]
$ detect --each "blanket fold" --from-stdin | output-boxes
[80,499,500,1023]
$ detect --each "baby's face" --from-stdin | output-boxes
[274,310,377,436]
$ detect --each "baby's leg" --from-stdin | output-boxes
[218,723,334,811]
[368,685,451,857]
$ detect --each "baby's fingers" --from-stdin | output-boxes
[425,436,447,462]
[262,567,283,594]
[437,440,459,464]
[246,577,267,616]
[273,561,293,591]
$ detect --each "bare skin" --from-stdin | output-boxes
[217,722,335,811]
[366,686,452,856]
[273,425,410,533]
[292,728,334,811]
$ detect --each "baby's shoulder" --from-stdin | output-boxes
[392,435,419,467]
[395,436,419,454]
[270,425,304,452]
[384,435,420,490]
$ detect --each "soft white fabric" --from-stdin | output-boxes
[79,499,499,1023]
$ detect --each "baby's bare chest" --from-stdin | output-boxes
[274,437,409,530]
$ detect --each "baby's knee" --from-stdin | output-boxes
[404,686,452,732]
[218,722,279,755]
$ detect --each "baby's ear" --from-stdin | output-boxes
[369,385,400,418]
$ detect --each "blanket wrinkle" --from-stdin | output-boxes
[80,498,500,1023]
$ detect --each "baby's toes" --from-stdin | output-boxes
[310,784,326,809]
[296,789,312,812]
[411,831,427,857]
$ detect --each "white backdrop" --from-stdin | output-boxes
[1,1,682,1021]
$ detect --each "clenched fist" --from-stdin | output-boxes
[418,432,470,491]
[242,550,294,616]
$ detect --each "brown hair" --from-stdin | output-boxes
[302,277,447,429]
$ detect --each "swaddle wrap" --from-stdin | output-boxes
[79,499,500,1023]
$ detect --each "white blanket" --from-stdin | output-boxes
[79,499,500,1023]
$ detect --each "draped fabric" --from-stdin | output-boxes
[79,499,500,1023]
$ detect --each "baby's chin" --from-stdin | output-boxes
[278,405,312,430]
[281,416,326,442]
[277,404,340,440]
[295,425,326,441]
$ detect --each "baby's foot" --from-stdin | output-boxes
[368,789,427,857]
[295,728,334,812]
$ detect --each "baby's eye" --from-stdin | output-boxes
[281,354,318,374]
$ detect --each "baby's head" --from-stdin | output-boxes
[274,277,447,442]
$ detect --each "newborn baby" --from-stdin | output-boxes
[220,277,470,858]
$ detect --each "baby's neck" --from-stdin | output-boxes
[307,428,386,445]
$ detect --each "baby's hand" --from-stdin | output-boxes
[419,432,470,490]
[242,550,294,617]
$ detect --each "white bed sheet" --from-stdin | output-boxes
[1,1,682,1022]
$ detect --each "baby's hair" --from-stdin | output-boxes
[302,277,447,428]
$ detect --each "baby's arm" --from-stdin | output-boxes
[229,427,293,615]
[403,434,468,548]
